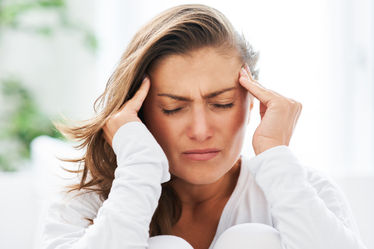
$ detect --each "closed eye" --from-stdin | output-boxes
[162,103,234,115]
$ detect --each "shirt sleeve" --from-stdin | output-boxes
[247,145,368,249]
[41,121,171,249]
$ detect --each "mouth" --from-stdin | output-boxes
[182,149,221,161]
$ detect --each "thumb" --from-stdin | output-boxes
[127,76,151,112]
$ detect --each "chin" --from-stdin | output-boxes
[170,166,225,185]
[177,176,223,186]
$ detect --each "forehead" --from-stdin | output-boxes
[148,47,243,95]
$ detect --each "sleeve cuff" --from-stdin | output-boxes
[247,145,295,175]
[111,121,170,183]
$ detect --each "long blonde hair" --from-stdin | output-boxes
[56,3,259,236]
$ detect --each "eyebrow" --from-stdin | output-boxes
[157,86,237,102]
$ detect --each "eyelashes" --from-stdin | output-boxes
[162,103,234,115]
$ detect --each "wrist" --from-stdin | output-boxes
[254,143,286,156]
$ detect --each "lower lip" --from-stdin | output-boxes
[182,151,220,161]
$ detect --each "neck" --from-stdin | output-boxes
[170,157,242,210]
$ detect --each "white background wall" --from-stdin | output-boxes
[0,0,373,248]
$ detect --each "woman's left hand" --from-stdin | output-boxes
[239,64,302,156]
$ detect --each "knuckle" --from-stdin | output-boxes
[288,98,302,110]
[276,98,290,108]
[288,98,297,104]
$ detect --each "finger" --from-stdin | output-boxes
[293,103,302,127]
[244,63,255,82]
[127,76,151,112]
[239,67,273,105]
[240,67,284,106]
[259,102,267,120]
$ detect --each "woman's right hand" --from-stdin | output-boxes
[103,75,151,147]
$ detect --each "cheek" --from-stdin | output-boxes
[142,98,171,149]
[221,94,249,146]
[225,94,249,129]
[236,89,250,124]
[146,111,178,154]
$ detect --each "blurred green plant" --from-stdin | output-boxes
[0,78,64,171]
[0,0,98,52]
[0,0,98,171]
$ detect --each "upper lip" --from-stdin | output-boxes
[183,148,220,154]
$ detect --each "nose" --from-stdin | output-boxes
[186,106,213,142]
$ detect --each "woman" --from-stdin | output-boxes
[41,4,367,249]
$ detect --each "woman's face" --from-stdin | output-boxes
[142,46,252,185]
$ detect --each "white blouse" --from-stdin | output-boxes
[40,121,367,249]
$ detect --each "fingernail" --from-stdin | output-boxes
[241,67,248,76]
[245,63,250,72]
